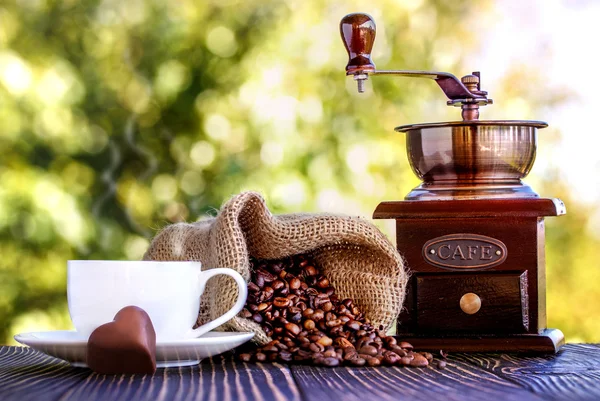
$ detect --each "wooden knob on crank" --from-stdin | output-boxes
[340,13,376,74]
[460,293,481,315]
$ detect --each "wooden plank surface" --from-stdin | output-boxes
[291,357,546,401]
[0,348,299,401]
[455,344,600,401]
[2,345,600,401]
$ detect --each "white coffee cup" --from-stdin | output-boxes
[67,260,247,341]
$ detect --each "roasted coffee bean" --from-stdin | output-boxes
[422,352,434,362]
[358,345,378,356]
[239,353,252,362]
[390,346,407,357]
[240,309,253,319]
[366,356,381,367]
[272,280,285,291]
[317,336,333,347]
[274,297,291,308]
[316,277,330,288]
[285,323,301,336]
[288,311,302,323]
[410,354,429,367]
[311,310,325,321]
[322,357,340,367]
[304,319,316,330]
[252,313,263,323]
[255,352,266,362]
[334,337,354,349]
[275,342,288,351]
[278,351,293,362]
[399,341,413,350]
[384,336,397,346]
[309,343,325,353]
[262,345,278,353]
[400,356,413,366]
[323,350,337,358]
[289,278,301,290]
[304,265,317,276]
[437,360,447,370]
[350,357,366,366]
[263,286,274,301]
[383,351,401,365]
[346,320,361,331]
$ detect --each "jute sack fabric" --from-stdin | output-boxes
[143,191,407,345]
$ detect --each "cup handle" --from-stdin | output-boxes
[186,268,248,338]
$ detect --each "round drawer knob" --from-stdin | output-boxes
[460,293,481,315]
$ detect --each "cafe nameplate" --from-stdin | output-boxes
[422,234,507,270]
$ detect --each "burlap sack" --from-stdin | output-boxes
[143,191,406,345]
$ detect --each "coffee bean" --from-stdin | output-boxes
[390,346,407,357]
[345,320,361,331]
[316,277,330,288]
[290,278,301,290]
[255,352,266,362]
[358,345,378,356]
[311,310,325,321]
[383,351,401,365]
[323,350,337,358]
[239,353,252,362]
[422,352,434,362]
[278,351,293,362]
[304,319,316,330]
[252,313,263,323]
[334,337,354,349]
[326,319,342,328]
[317,336,333,347]
[263,286,274,301]
[350,357,366,366]
[285,323,301,336]
[384,336,397,346]
[309,343,324,353]
[410,354,428,367]
[399,341,413,350]
[437,360,447,370]
[304,265,317,276]
[322,357,340,367]
[400,356,412,366]
[273,297,291,308]
[366,356,381,367]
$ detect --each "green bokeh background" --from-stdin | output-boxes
[0,0,598,344]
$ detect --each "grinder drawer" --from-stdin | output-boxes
[415,272,529,333]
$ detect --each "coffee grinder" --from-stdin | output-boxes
[340,13,565,352]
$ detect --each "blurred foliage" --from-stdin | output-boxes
[0,0,598,344]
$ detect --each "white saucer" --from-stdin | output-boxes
[14,330,254,368]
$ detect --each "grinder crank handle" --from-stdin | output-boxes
[339,13,486,101]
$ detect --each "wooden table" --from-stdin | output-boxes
[1,344,599,401]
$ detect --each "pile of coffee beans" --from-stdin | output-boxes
[238,254,441,368]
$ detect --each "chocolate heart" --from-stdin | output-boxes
[86,306,157,375]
